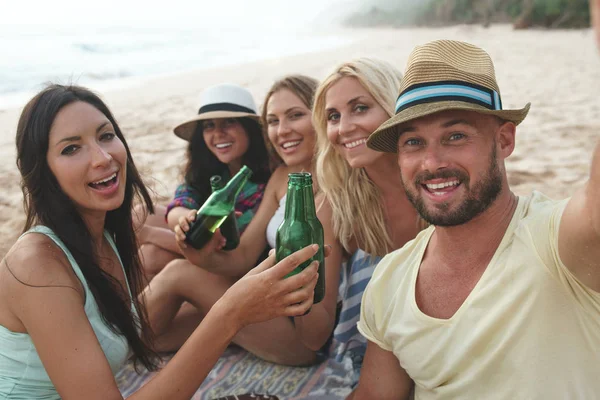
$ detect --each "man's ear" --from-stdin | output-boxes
[496,120,516,159]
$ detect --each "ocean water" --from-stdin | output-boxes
[0,24,349,109]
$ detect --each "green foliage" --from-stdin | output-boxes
[342,0,591,29]
[529,0,591,26]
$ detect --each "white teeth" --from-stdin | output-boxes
[92,173,116,185]
[215,142,233,149]
[425,180,460,190]
[343,138,367,149]
[282,140,301,149]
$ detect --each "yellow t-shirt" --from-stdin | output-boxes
[358,191,600,400]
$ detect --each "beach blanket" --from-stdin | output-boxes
[116,344,354,400]
[117,250,379,399]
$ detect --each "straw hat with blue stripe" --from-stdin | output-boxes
[367,40,530,153]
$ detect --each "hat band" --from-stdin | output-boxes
[198,102,256,115]
[395,81,502,114]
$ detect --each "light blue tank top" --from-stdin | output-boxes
[266,194,286,249]
[0,226,133,399]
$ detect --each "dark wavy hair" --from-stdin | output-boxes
[15,84,159,371]
[183,117,272,201]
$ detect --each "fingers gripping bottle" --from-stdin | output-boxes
[209,175,241,250]
[185,166,252,250]
[275,172,325,304]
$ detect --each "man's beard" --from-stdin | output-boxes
[403,144,503,227]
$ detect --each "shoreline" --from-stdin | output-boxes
[1,25,599,256]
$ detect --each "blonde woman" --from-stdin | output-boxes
[311,57,423,385]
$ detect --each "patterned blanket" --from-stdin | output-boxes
[117,344,352,400]
[117,250,379,400]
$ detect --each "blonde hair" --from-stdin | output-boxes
[313,57,403,257]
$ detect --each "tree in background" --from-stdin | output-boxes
[343,0,592,29]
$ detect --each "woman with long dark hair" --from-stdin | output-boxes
[137,83,272,279]
[0,84,320,399]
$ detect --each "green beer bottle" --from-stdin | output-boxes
[209,175,241,250]
[301,173,326,304]
[275,172,325,305]
[185,165,252,250]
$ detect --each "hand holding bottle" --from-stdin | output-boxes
[174,210,227,263]
[215,244,321,329]
[174,209,198,245]
[275,173,326,304]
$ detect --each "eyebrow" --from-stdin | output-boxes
[442,119,473,128]
[397,118,475,138]
[325,96,368,114]
[347,96,367,106]
[397,126,416,138]
[267,106,305,117]
[54,121,111,147]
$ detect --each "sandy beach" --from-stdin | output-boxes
[1,24,599,257]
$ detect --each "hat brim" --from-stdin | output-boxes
[367,101,531,153]
[174,111,260,141]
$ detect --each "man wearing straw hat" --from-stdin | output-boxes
[353,37,600,399]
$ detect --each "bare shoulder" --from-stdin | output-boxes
[270,165,292,185]
[267,166,293,198]
[0,233,83,296]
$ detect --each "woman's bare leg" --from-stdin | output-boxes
[136,204,182,281]
[143,258,317,366]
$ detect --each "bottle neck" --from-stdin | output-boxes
[205,167,252,209]
[222,167,251,201]
[210,175,225,192]
[284,179,306,221]
[303,179,317,219]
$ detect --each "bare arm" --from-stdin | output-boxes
[176,167,287,276]
[558,139,600,292]
[292,195,344,350]
[134,204,180,255]
[2,236,125,400]
[167,206,194,232]
[138,225,182,255]
[2,235,320,400]
[352,341,413,400]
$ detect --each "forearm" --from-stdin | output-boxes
[589,140,600,235]
[145,226,182,255]
[129,301,238,400]
[166,207,193,231]
[592,0,600,50]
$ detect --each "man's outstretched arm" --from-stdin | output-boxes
[350,341,413,400]
[558,137,600,292]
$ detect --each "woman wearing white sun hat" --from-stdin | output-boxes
[136,83,273,280]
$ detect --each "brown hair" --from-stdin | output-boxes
[260,75,319,169]
[15,84,159,371]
